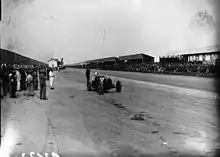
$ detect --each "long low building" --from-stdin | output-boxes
[118,53,154,64]
[86,53,154,64]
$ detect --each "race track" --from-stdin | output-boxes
[60,68,218,156]
[88,69,216,93]
[1,68,219,157]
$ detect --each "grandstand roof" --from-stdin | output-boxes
[1,48,48,65]
[118,53,154,61]
[87,57,118,63]
[166,45,220,56]
[97,57,118,63]
[86,59,99,63]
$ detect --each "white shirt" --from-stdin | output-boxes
[49,71,55,77]
[16,70,21,80]
[26,74,33,83]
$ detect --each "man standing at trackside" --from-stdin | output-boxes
[39,70,47,100]
[26,70,34,96]
[10,69,17,98]
[16,68,21,91]
[49,68,55,90]
[32,69,38,90]
[86,67,90,85]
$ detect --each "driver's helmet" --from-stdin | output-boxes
[94,72,98,76]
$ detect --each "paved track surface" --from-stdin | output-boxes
[88,69,216,93]
[1,68,219,157]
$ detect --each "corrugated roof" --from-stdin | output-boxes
[87,57,118,63]
[166,45,220,56]
[48,58,58,62]
[118,53,153,61]
[97,57,118,63]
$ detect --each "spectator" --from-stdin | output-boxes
[20,68,26,91]
[16,68,21,91]
[32,70,38,90]
[26,71,34,96]
[86,67,90,85]
[49,69,55,90]
[10,69,17,98]
[39,70,47,100]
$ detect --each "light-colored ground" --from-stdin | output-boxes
[1,68,219,157]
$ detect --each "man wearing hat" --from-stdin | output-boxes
[85,67,91,85]
[26,70,34,96]
[39,69,47,100]
[49,68,55,90]
[10,69,17,98]
[16,68,21,91]
[32,69,38,90]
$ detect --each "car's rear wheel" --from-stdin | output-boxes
[116,81,122,92]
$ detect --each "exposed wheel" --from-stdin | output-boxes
[87,82,92,91]
[106,78,112,89]
[98,83,104,95]
[116,81,122,92]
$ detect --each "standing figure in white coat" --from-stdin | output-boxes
[16,69,21,91]
[49,69,55,90]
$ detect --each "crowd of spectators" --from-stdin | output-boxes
[87,60,219,78]
[0,64,49,99]
[120,62,217,77]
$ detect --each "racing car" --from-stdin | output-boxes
[87,73,122,95]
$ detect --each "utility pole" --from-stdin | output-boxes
[102,30,106,54]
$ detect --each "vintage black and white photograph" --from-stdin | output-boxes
[1,0,220,157]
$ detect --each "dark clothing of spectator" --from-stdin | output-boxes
[2,71,9,96]
[46,68,49,80]
[20,69,26,90]
[10,71,17,98]
[39,72,47,99]
[86,68,90,82]
[32,71,38,90]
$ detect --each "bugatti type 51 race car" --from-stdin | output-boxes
[87,74,122,94]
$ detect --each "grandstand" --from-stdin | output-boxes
[119,53,154,64]
[1,48,48,67]
[160,45,220,64]
[86,57,119,70]
[67,53,154,70]
[66,48,218,77]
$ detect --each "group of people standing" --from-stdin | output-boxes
[0,64,56,100]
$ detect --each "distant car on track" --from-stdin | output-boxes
[87,74,122,95]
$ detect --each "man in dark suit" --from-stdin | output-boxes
[10,69,17,98]
[86,67,90,85]
[39,70,47,100]
[32,70,38,90]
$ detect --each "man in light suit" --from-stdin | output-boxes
[49,69,55,90]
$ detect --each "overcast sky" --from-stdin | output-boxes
[2,0,218,64]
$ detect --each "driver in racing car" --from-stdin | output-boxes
[92,72,100,87]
